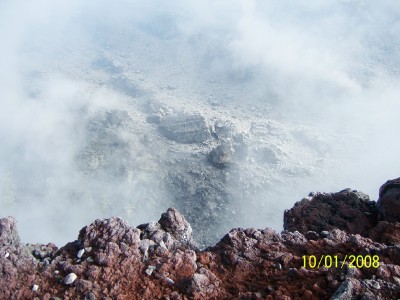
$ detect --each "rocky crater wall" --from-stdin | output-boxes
[1,178,400,299]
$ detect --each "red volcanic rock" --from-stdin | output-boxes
[78,216,141,249]
[158,207,196,249]
[283,189,379,237]
[1,179,400,299]
[285,178,400,245]
[378,177,400,222]
[369,222,400,245]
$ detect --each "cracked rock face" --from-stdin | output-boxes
[1,179,400,299]
[158,114,211,144]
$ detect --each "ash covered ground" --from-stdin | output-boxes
[0,1,400,247]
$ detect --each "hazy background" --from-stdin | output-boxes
[1,0,399,245]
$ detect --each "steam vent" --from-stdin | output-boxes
[1,179,400,299]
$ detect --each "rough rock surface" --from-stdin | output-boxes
[0,217,20,246]
[378,177,400,222]
[208,139,235,167]
[213,120,233,139]
[284,178,400,246]
[2,179,400,299]
[284,189,379,237]
[158,114,211,143]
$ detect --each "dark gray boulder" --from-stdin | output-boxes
[209,139,235,168]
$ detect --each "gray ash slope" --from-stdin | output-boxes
[51,49,343,247]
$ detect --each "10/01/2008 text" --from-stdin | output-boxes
[302,255,380,269]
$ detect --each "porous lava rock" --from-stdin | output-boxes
[284,177,400,245]
[378,177,400,222]
[368,221,400,245]
[0,217,20,246]
[158,208,196,249]
[283,188,379,237]
[1,179,400,299]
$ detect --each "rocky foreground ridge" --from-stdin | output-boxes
[1,179,400,299]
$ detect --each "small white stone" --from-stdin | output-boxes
[145,268,153,276]
[77,249,85,258]
[86,256,94,263]
[32,284,39,292]
[165,277,175,285]
[159,240,168,250]
[63,273,77,285]
[85,247,92,253]
[54,270,59,274]
[4,252,9,258]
